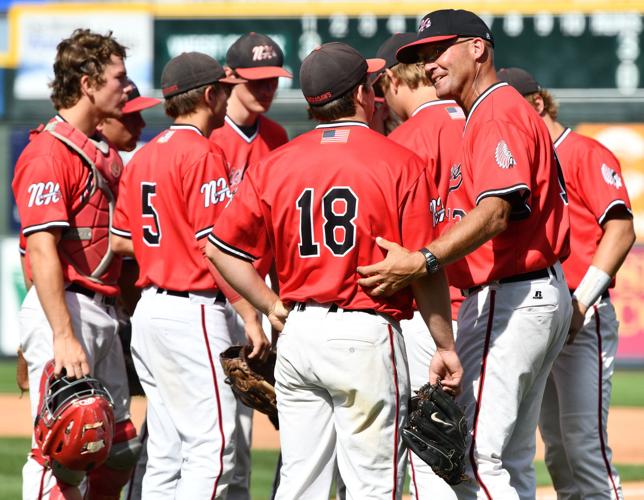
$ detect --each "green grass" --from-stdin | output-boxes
[0,360,19,395]
[611,370,644,407]
[0,442,642,499]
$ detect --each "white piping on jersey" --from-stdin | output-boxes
[476,183,530,207]
[315,121,369,129]
[110,226,132,238]
[170,124,204,136]
[554,128,572,149]
[598,200,632,225]
[19,247,26,256]
[23,220,70,236]
[208,233,256,262]
[195,226,214,240]
[464,82,509,134]
[225,115,259,143]
[411,99,458,117]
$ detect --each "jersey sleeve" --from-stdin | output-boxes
[13,155,71,236]
[579,142,632,224]
[208,167,268,263]
[470,120,534,219]
[183,149,232,241]
[111,167,132,238]
[399,156,439,249]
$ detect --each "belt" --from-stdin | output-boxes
[66,283,116,306]
[569,289,610,300]
[464,266,556,297]
[295,302,376,315]
[156,287,226,303]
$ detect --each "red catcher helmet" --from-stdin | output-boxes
[34,360,115,471]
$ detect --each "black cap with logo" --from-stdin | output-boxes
[397,9,494,64]
[300,42,384,106]
[226,32,293,80]
[372,32,417,83]
[161,52,245,99]
[497,67,541,96]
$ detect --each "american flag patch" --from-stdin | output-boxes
[446,106,465,120]
[321,129,350,144]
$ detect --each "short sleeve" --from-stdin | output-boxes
[13,155,71,236]
[470,120,534,218]
[183,149,232,241]
[579,143,632,224]
[208,168,268,263]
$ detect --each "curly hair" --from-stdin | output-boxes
[526,89,559,121]
[50,29,127,110]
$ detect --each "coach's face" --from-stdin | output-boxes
[420,37,478,102]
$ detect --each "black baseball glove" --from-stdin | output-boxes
[401,382,468,485]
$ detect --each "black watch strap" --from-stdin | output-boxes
[419,248,440,274]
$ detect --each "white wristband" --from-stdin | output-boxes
[572,265,611,309]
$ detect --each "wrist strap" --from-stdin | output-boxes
[573,265,611,308]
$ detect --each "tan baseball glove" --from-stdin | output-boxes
[220,345,278,429]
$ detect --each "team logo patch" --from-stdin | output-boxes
[321,129,350,144]
[430,197,445,227]
[495,140,516,169]
[252,45,278,62]
[448,164,463,192]
[27,182,61,207]
[601,163,622,189]
[419,17,432,32]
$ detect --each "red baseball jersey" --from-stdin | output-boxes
[12,119,122,296]
[554,128,632,289]
[210,121,440,320]
[210,114,289,193]
[444,82,570,290]
[112,124,232,291]
[388,99,465,319]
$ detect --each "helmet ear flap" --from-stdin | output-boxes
[34,359,115,471]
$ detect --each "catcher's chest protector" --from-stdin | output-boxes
[40,120,122,285]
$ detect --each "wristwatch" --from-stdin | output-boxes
[419,248,440,274]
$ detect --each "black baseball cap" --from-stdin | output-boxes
[161,52,246,99]
[397,9,494,64]
[372,33,417,82]
[498,67,541,95]
[122,79,161,114]
[300,42,385,106]
[226,32,292,80]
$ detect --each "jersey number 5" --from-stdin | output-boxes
[141,182,161,246]
[296,187,358,258]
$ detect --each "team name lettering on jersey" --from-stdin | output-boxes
[201,178,232,207]
[449,164,463,192]
[601,163,623,189]
[27,182,61,207]
[157,130,175,144]
[252,45,277,61]
[430,197,445,227]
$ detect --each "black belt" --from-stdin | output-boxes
[66,283,117,306]
[464,266,556,296]
[157,288,226,302]
[295,302,376,315]
[569,289,610,300]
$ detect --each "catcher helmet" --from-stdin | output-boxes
[34,360,115,471]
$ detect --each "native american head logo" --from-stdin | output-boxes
[601,163,622,189]
[495,140,516,169]
[449,163,463,192]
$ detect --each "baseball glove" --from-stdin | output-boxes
[401,382,468,485]
[220,345,278,429]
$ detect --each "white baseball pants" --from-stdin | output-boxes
[452,264,571,500]
[274,303,410,500]
[539,296,623,499]
[130,287,236,499]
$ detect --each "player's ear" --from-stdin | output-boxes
[80,74,93,98]
[531,94,546,115]
[385,68,399,93]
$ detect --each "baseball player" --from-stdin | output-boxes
[210,33,291,499]
[110,52,270,499]
[357,10,573,498]
[206,42,462,499]
[374,33,465,498]
[12,29,141,499]
[500,67,635,500]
